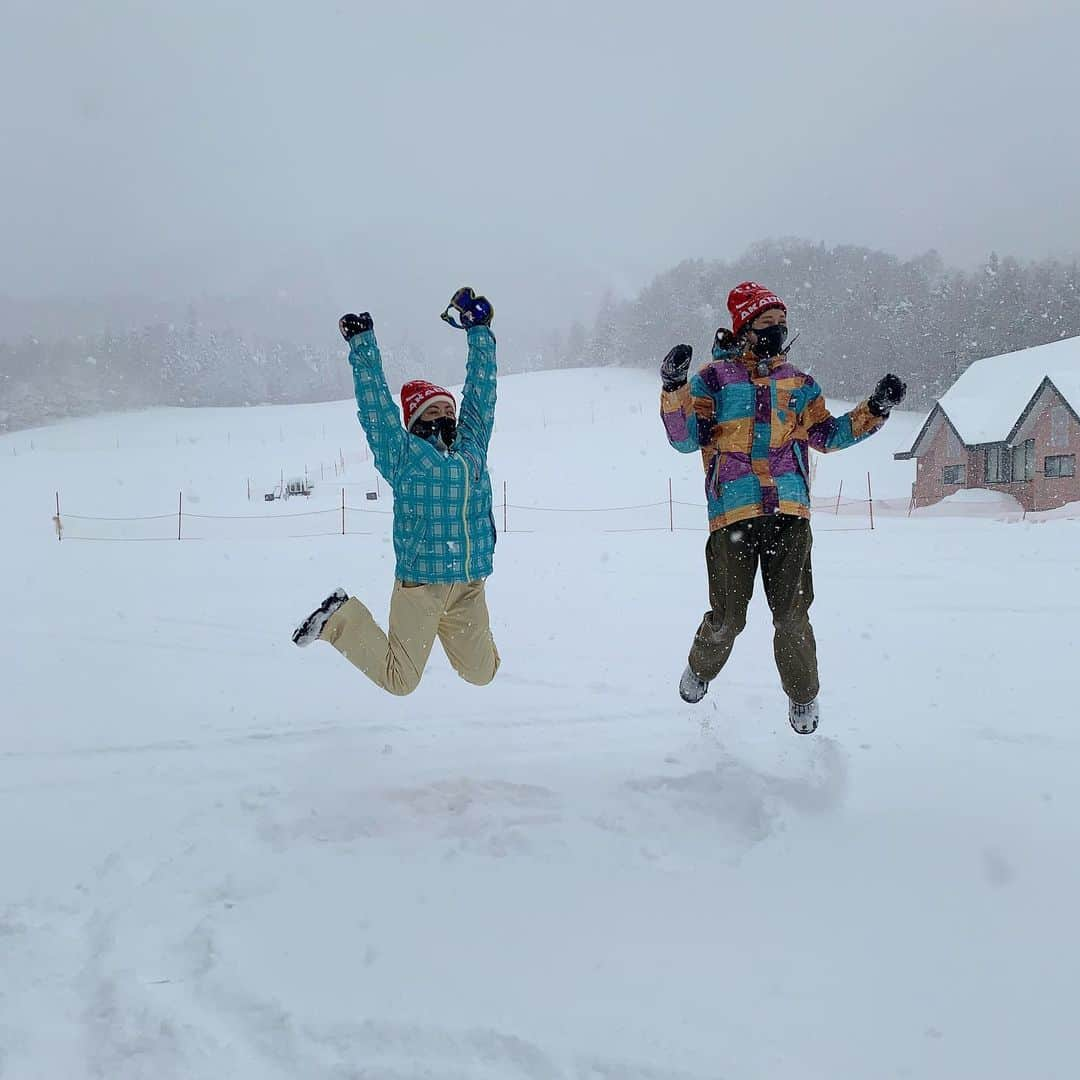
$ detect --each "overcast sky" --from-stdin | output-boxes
[2,0,1078,350]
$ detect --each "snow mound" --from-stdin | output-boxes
[914,487,1024,517]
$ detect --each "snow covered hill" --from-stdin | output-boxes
[1,369,1077,1079]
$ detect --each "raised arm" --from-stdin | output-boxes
[659,345,711,453]
[794,376,885,454]
[458,325,497,451]
[440,287,497,453]
[340,313,409,481]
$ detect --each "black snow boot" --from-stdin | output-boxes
[292,588,348,646]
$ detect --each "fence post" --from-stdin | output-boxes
[835,479,843,515]
[669,478,674,533]
[503,480,508,534]
[55,491,62,542]
[867,472,874,531]
[341,487,346,536]
[178,490,183,541]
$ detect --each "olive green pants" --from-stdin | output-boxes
[321,580,500,696]
[688,515,819,704]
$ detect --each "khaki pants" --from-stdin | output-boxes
[688,516,819,704]
[320,580,500,696]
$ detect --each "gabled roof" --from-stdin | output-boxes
[900,335,1080,457]
[894,405,963,460]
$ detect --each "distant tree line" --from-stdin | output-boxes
[538,239,1080,408]
[0,306,421,433]
[4,239,1080,432]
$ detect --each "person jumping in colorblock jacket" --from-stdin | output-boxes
[660,281,906,733]
[291,287,500,696]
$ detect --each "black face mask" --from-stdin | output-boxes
[750,323,788,358]
[413,416,457,448]
[433,416,457,447]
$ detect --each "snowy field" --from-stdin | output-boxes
[2,369,1078,1079]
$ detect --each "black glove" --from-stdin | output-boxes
[339,312,373,341]
[868,373,907,417]
[441,286,494,329]
[661,344,693,391]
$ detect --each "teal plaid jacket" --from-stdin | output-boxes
[348,326,497,583]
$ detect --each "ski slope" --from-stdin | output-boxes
[1,368,1077,1079]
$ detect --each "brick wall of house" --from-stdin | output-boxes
[1024,388,1080,511]
[912,417,969,508]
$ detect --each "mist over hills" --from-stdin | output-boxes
[3,237,1079,432]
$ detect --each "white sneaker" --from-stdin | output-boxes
[679,665,710,704]
[789,697,820,735]
[292,588,348,646]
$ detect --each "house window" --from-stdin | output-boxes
[943,464,966,485]
[1050,405,1069,449]
[1045,454,1076,478]
[1010,439,1035,482]
[985,444,1011,483]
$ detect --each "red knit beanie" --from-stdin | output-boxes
[727,281,786,337]
[400,380,456,431]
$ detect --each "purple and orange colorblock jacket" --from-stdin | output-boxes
[661,343,887,530]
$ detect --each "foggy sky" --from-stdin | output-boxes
[3,0,1078,356]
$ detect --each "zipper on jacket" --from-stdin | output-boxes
[460,454,472,579]
[706,451,726,501]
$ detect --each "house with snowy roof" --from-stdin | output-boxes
[896,335,1080,512]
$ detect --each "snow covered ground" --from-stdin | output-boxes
[2,369,1078,1079]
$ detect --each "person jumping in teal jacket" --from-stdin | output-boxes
[292,287,500,696]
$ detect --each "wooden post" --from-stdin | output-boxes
[835,479,843,515]
[55,491,62,542]
[341,487,346,536]
[503,480,508,534]
[247,476,251,501]
[669,478,674,532]
[178,490,183,541]
[867,472,874,531]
